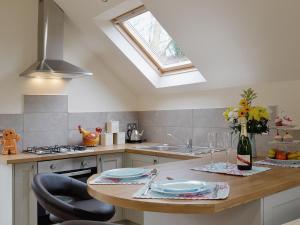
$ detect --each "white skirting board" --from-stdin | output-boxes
[0,163,13,225]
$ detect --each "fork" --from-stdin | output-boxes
[142,168,158,196]
[212,184,220,198]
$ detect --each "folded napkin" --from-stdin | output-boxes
[89,174,151,185]
[133,182,230,200]
[191,162,271,177]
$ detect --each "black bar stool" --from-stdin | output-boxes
[32,173,115,223]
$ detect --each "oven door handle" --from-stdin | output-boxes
[62,169,92,177]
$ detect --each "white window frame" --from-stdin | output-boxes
[112,6,196,76]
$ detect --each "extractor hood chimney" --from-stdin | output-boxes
[20,0,93,79]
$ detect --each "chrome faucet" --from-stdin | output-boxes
[167,133,193,153]
[186,138,193,152]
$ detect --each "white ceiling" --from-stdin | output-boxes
[56,0,300,95]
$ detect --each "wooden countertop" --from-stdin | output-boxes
[0,143,198,164]
[87,156,300,214]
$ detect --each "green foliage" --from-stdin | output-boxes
[241,88,257,104]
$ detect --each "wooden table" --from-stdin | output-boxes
[88,157,300,225]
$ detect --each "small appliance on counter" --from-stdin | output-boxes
[101,133,113,146]
[106,121,119,133]
[113,132,126,145]
[126,123,144,143]
[78,125,102,147]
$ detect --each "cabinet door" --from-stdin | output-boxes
[14,162,37,225]
[98,153,123,172]
[263,185,300,225]
[124,153,159,225]
[158,157,180,164]
[97,153,123,222]
[125,153,158,168]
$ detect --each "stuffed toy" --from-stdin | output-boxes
[0,129,21,155]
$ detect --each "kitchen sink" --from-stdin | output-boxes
[134,145,212,154]
[136,145,183,151]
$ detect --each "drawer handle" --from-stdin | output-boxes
[50,164,56,170]
[81,161,88,167]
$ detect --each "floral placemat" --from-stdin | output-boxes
[255,160,300,168]
[133,182,230,200]
[191,162,271,176]
[89,174,151,185]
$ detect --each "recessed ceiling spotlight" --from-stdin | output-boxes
[102,0,108,2]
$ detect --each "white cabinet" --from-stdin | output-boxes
[14,162,37,225]
[0,163,13,225]
[97,153,123,222]
[124,153,181,225]
[97,153,123,172]
[158,157,179,164]
[125,153,158,167]
[263,185,300,225]
[125,153,181,167]
[124,153,158,225]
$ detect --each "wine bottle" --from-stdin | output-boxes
[237,119,252,170]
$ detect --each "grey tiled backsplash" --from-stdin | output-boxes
[69,112,107,130]
[138,106,282,153]
[0,95,140,150]
[23,130,68,148]
[68,111,138,145]
[24,113,68,132]
[0,95,289,154]
[138,109,230,146]
[24,95,68,113]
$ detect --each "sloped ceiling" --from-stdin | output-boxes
[56,0,300,95]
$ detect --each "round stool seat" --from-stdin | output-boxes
[32,173,115,222]
[70,199,115,221]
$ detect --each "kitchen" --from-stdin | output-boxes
[1,0,300,225]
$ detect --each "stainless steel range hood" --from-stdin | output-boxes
[20,0,93,79]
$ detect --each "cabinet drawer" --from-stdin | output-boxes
[125,153,158,167]
[38,156,97,173]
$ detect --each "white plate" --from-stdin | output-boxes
[101,168,150,179]
[151,180,212,195]
[266,157,300,165]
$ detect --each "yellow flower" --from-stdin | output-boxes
[248,106,270,121]
[223,111,229,121]
[244,106,250,113]
[249,107,260,121]
[223,107,233,121]
[239,99,248,107]
[238,108,247,118]
[257,106,270,120]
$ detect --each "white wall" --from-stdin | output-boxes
[0,0,138,114]
[143,0,300,90]
[138,80,300,125]
[136,0,300,124]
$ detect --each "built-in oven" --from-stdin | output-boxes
[37,156,98,225]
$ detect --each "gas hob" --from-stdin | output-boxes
[23,145,90,155]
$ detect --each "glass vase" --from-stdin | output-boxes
[249,133,257,158]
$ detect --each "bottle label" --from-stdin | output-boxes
[237,155,251,166]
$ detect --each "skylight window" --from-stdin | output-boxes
[112,6,194,75]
